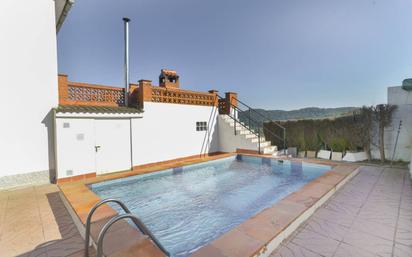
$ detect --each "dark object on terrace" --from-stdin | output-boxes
[159,69,180,89]
[402,79,412,91]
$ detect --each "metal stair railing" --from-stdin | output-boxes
[232,96,286,152]
[84,198,169,257]
[217,95,263,153]
[218,95,285,153]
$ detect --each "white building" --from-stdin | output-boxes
[53,72,276,183]
[0,0,74,189]
[0,1,276,189]
[8,1,409,189]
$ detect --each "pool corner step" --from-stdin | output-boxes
[107,238,166,257]
[88,216,148,256]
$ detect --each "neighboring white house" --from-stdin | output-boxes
[0,0,73,189]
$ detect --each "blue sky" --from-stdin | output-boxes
[57,0,412,110]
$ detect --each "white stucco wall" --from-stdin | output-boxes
[131,102,220,166]
[371,86,412,162]
[384,87,412,162]
[0,1,58,178]
[55,103,220,178]
[388,86,412,105]
[217,115,261,153]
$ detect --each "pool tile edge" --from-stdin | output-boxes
[57,152,237,256]
[190,162,360,257]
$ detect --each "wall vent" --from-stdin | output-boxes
[76,133,84,141]
[66,170,73,176]
[63,122,70,128]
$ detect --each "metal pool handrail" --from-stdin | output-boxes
[84,199,132,257]
[84,198,169,257]
[96,213,170,257]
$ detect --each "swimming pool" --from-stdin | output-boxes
[90,155,331,257]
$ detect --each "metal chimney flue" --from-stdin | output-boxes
[123,17,130,106]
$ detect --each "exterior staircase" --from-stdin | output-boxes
[218,114,278,154]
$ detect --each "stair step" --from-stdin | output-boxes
[250,137,266,143]
[238,130,251,135]
[263,146,277,154]
[245,134,257,139]
[259,141,271,147]
[229,123,248,129]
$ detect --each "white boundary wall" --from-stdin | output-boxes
[371,86,412,162]
[0,1,58,185]
[131,102,220,166]
[55,102,220,179]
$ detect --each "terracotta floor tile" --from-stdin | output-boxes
[238,215,282,243]
[189,244,228,257]
[315,172,345,186]
[211,228,264,257]
[283,192,319,209]
[0,184,85,257]
[274,199,307,215]
[108,238,166,257]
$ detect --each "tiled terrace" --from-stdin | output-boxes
[0,185,84,257]
[271,166,412,257]
[0,165,410,257]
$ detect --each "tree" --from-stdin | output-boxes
[373,104,397,163]
[357,106,374,161]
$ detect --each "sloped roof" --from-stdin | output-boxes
[56,105,142,114]
[55,0,74,33]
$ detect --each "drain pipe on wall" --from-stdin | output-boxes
[123,17,130,106]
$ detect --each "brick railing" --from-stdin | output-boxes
[151,87,216,105]
[59,75,126,107]
[137,80,218,108]
[58,75,222,108]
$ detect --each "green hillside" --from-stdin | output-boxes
[239,107,358,123]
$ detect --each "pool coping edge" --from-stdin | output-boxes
[58,153,360,257]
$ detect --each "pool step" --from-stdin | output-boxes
[82,199,168,257]
[89,216,147,256]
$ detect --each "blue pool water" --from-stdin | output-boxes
[90,155,331,257]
